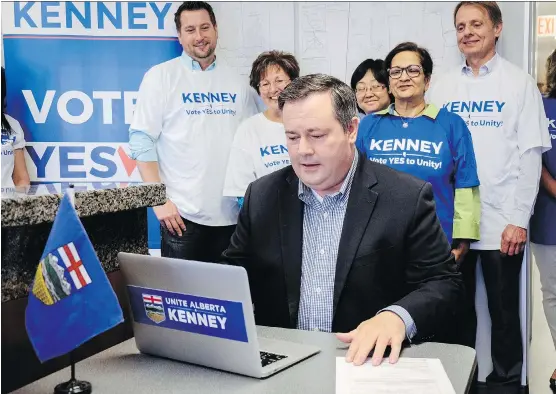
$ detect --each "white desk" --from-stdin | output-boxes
[12,326,477,394]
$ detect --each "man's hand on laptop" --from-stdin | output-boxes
[336,311,406,367]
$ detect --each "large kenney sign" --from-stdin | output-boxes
[2,1,182,183]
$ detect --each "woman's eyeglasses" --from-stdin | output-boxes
[388,65,423,79]
[355,84,386,95]
[259,79,291,92]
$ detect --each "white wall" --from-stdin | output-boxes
[211,1,530,81]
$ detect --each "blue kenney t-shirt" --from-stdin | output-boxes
[356,104,480,242]
[530,97,556,245]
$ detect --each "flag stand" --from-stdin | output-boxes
[54,190,92,393]
[53,352,92,393]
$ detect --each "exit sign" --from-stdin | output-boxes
[538,15,556,37]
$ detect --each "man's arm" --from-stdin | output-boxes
[135,160,161,183]
[337,182,463,366]
[129,67,185,236]
[509,147,543,228]
[504,77,552,254]
[133,157,185,237]
[392,182,463,339]
[130,134,186,236]
[501,147,542,255]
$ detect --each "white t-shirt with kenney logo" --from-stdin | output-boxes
[131,57,259,226]
[2,114,26,191]
[428,55,551,250]
[223,113,290,197]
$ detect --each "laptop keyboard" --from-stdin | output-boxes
[260,351,287,367]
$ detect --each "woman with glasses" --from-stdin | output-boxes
[356,42,481,265]
[350,59,392,117]
[224,51,300,208]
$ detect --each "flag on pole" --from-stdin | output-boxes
[25,193,124,362]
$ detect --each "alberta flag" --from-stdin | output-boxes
[25,193,124,362]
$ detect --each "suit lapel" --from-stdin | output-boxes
[333,158,378,317]
[278,171,304,328]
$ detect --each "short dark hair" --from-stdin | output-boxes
[351,59,388,89]
[174,2,217,31]
[384,42,434,84]
[249,51,300,94]
[278,74,358,132]
[454,2,502,43]
[350,59,394,114]
[546,49,556,99]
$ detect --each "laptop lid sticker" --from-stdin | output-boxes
[127,285,248,343]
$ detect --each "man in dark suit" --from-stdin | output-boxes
[221,74,463,366]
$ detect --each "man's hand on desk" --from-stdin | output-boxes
[335,311,406,367]
[154,200,186,236]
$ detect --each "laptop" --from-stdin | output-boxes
[118,252,320,378]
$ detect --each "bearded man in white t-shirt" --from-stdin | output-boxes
[428,2,551,393]
[129,1,259,262]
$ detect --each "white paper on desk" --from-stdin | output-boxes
[336,357,456,394]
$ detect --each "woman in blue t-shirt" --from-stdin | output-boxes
[356,42,481,264]
[530,49,556,392]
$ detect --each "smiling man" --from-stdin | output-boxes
[428,2,551,393]
[129,2,259,262]
[222,74,463,366]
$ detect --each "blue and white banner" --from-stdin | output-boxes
[127,285,249,343]
[2,1,183,246]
